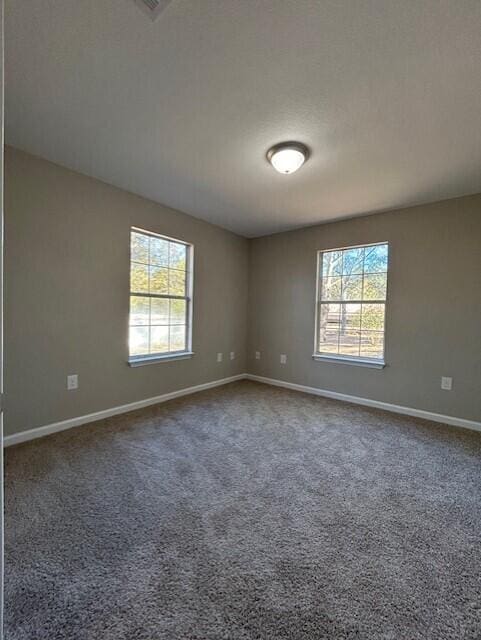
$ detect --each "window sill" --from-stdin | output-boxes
[312,354,386,369]
[128,352,194,367]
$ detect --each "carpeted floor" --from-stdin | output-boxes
[5,380,481,639]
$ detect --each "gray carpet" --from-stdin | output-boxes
[5,381,481,639]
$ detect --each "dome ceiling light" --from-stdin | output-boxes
[266,141,309,174]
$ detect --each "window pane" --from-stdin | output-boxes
[322,250,343,277]
[342,247,364,275]
[150,237,169,266]
[321,276,341,301]
[339,301,361,355]
[130,262,149,293]
[150,298,169,325]
[361,303,385,331]
[169,269,186,296]
[339,329,361,357]
[130,296,149,325]
[169,242,187,270]
[364,244,388,273]
[131,232,149,263]
[319,331,339,353]
[342,275,363,300]
[150,266,169,295]
[170,299,186,324]
[363,273,387,300]
[341,303,362,330]
[129,326,149,356]
[318,303,340,353]
[319,302,340,332]
[360,331,384,359]
[169,325,186,352]
[151,326,169,353]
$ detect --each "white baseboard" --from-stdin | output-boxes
[5,372,480,447]
[4,374,246,447]
[246,374,481,433]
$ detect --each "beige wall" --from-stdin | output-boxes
[5,147,481,437]
[247,195,481,423]
[4,147,249,436]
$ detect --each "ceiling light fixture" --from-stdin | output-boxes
[267,141,309,174]
[133,0,172,21]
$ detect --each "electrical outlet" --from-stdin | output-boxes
[280,354,287,364]
[255,351,261,360]
[230,351,235,360]
[441,376,452,391]
[67,374,78,390]
[217,352,223,363]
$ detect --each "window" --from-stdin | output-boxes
[314,242,388,365]
[129,228,193,363]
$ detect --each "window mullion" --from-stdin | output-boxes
[319,299,386,305]
[130,292,189,301]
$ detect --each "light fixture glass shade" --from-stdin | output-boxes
[267,142,309,174]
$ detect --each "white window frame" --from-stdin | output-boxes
[128,227,194,366]
[313,241,388,369]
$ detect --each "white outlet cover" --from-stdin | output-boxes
[441,376,453,391]
[280,354,287,364]
[217,352,223,362]
[255,351,261,360]
[67,374,78,390]
[230,352,235,360]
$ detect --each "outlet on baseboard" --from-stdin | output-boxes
[67,374,78,390]
[441,376,452,391]
[280,354,287,365]
[255,351,261,360]
[217,352,223,363]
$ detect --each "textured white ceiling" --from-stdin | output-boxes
[5,0,481,237]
